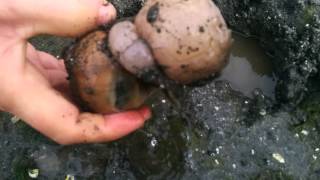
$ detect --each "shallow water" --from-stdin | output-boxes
[217,33,276,99]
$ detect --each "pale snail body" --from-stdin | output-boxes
[64,0,232,113]
[108,21,156,76]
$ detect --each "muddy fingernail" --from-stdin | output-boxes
[140,106,152,120]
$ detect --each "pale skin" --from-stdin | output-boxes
[0,0,151,145]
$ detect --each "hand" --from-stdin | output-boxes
[0,0,151,145]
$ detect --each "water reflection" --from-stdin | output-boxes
[217,33,276,99]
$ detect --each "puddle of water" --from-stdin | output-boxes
[217,33,276,99]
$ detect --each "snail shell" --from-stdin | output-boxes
[64,30,149,114]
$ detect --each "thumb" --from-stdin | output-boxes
[3,0,116,37]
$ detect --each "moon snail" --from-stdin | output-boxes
[64,0,232,113]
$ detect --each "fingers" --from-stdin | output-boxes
[62,107,151,144]
[103,107,151,140]
[26,44,69,87]
[4,63,151,144]
[26,44,63,70]
[2,0,116,38]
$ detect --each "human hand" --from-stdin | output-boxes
[0,0,151,145]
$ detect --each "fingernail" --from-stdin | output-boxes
[98,2,116,25]
[140,106,152,120]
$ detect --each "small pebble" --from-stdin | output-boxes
[28,169,39,179]
[272,153,285,164]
